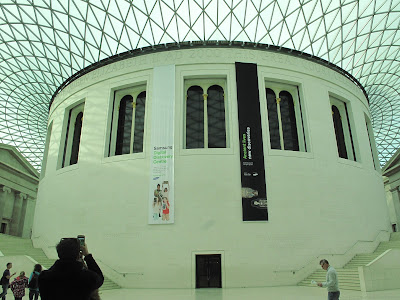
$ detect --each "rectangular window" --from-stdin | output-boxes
[265,81,307,152]
[108,85,146,156]
[61,103,84,168]
[330,97,356,161]
[184,78,228,149]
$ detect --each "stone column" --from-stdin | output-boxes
[0,185,12,218]
[18,195,29,237]
[10,192,27,237]
[20,196,36,238]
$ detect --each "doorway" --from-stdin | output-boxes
[196,254,222,288]
[0,223,6,234]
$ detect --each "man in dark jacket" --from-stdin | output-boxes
[1,263,16,300]
[38,238,104,300]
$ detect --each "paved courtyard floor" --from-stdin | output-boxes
[100,286,400,300]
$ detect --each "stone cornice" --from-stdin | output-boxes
[50,41,369,110]
[382,163,400,177]
[0,161,39,184]
[0,143,40,178]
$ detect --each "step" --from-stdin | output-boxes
[299,276,360,281]
[298,235,400,291]
[298,266,361,291]
[0,234,119,291]
[298,282,361,291]
[347,259,375,263]
[101,278,120,290]
[377,241,400,247]
[390,232,400,241]
[299,281,360,286]
[311,269,358,274]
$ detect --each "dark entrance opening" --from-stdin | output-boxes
[196,254,222,288]
[0,223,6,234]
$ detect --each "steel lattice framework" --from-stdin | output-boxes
[0,0,399,170]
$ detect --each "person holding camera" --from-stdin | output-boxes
[38,237,104,300]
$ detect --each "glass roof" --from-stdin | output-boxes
[0,0,399,171]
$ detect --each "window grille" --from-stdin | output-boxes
[265,82,306,151]
[109,86,146,156]
[185,80,227,149]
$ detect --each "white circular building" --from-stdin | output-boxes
[32,44,390,288]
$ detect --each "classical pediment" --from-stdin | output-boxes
[382,147,400,176]
[0,143,39,179]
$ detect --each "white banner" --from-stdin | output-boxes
[148,65,175,224]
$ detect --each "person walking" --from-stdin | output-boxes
[0,263,16,300]
[10,271,28,300]
[317,259,340,300]
[28,265,42,300]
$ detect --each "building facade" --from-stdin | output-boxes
[33,46,390,288]
[383,148,400,232]
[0,143,39,238]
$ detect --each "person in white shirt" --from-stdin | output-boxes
[317,259,340,300]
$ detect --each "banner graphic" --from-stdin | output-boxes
[149,65,175,224]
[235,62,268,221]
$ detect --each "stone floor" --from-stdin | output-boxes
[100,286,400,300]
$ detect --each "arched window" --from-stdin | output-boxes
[110,86,146,156]
[365,115,379,170]
[330,97,357,161]
[133,91,146,153]
[265,82,305,151]
[186,86,204,149]
[332,105,348,159]
[40,121,53,178]
[280,91,299,151]
[185,80,227,149]
[116,95,133,155]
[61,102,84,168]
[70,111,83,165]
[266,88,281,149]
[207,85,226,148]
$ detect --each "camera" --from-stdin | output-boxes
[77,235,85,247]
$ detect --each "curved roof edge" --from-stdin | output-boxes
[50,41,368,110]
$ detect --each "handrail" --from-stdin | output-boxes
[365,249,392,267]
[273,230,389,274]
[96,259,144,277]
[28,238,142,277]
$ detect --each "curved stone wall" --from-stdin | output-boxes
[33,48,390,288]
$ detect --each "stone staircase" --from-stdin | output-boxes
[298,232,400,291]
[0,234,120,291]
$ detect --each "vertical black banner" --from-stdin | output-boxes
[235,62,268,221]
